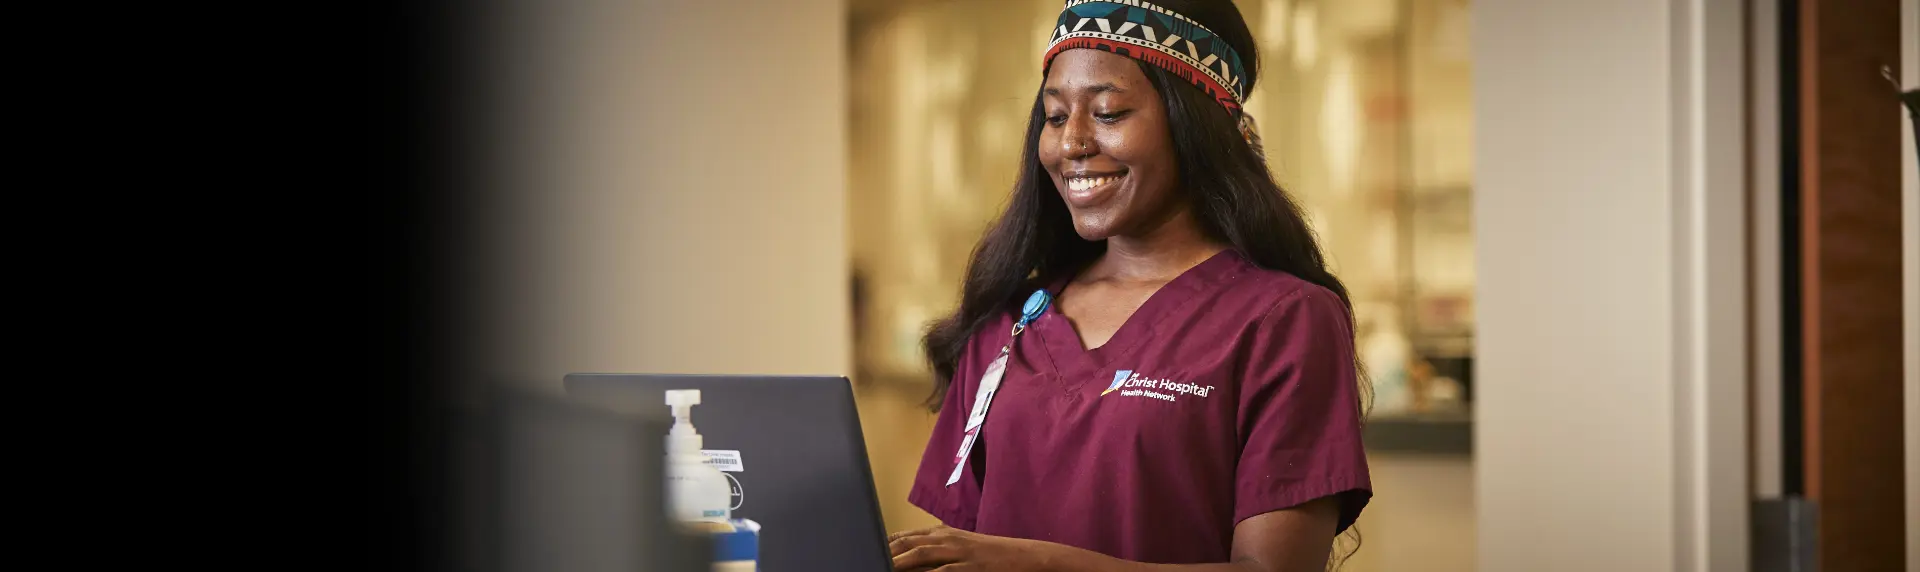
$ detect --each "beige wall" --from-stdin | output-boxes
[1473,1,1677,562]
[1473,0,1748,570]
[483,0,850,386]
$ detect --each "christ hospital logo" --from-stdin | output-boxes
[1102,370,1214,402]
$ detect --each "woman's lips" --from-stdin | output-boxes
[1063,172,1126,208]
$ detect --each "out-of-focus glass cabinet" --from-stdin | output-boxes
[1250,0,1475,424]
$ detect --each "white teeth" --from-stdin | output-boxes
[1067,176,1119,191]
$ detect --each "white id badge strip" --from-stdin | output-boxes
[946,348,1011,486]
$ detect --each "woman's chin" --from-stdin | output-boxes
[1070,218,1117,241]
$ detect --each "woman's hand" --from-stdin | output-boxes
[888,525,1075,572]
[885,498,1340,572]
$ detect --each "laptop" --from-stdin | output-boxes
[480,384,707,572]
[564,374,893,572]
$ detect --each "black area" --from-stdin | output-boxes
[1362,413,1472,455]
[1776,0,1804,498]
[373,0,484,567]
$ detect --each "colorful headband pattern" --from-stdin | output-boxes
[1043,0,1249,114]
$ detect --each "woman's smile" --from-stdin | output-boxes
[1062,170,1127,208]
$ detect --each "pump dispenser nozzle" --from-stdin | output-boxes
[665,389,704,454]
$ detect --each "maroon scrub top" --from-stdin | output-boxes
[909,250,1372,564]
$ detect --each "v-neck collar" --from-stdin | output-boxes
[1033,249,1244,381]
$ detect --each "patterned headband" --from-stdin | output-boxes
[1042,0,1250,114]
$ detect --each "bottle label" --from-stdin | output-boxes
[701,449,745,472]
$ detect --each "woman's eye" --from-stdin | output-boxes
[1095,110,1130,124]
[1046,114,1067,127]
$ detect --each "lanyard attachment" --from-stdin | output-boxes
[1008,289,1051,337]
[947,289,1052,487]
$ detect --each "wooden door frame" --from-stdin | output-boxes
[1792,0,1910,568]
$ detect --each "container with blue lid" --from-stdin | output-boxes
[708,518,760,571]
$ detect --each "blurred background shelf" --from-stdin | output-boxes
[1364,409,1473,455]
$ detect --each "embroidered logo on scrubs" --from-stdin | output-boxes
[1102,370,1133,396]
[1103,370,1214,402]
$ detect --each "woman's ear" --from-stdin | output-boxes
[1237,113,1266,162]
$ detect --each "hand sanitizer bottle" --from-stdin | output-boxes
[664,390,731,524]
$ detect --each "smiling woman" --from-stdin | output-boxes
[900,1,1374,571]
[1040,51,1184,241]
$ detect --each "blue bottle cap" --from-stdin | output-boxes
[1019,290,1051,326]
[712,519,759,563]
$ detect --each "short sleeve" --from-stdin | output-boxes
[906,341,984,530]
[1233,289,1372,534]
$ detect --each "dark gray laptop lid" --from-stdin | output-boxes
[564,374,892,572]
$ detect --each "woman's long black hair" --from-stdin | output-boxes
[921,1,1367,565]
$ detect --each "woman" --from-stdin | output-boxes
[888,1,1371,571]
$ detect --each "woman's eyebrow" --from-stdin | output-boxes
[1042,83,1126,97]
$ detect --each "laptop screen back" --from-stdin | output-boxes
[565,374,893,572]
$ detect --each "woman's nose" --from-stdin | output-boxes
[1059,115,1097,159]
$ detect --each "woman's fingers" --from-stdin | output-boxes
[892,542,965,571]
[886,525,947,543]
[888,528,949,556]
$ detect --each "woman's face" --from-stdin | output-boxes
[1039,49,1183,241]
